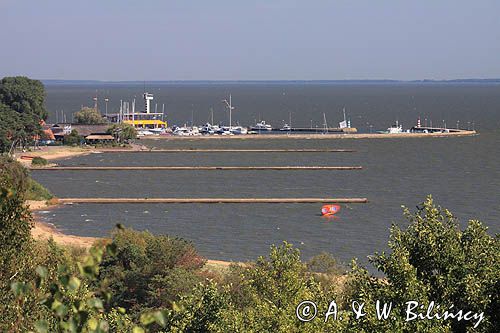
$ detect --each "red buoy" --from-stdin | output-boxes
[321,204,341,216]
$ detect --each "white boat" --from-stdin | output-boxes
[137,129,155,136]
[279,123,291,131]
[251,120,273,131]
[387,121,403,134]
[172,126,200,136]
[148,127,166,135]
[230,126,248,135]
[200,123,215,135]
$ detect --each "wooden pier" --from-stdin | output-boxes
[57,197,368,204]
[32,166,362,171]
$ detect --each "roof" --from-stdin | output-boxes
[85,134,115,140]
[51,124,109,136]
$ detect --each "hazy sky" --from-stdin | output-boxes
[1,1,499,80]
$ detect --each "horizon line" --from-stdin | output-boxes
[39,78,500,85]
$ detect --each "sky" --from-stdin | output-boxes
[1,0,499,81]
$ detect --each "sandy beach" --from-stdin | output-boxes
[27,200,235,268]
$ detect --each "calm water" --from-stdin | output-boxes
[34,83,500,267]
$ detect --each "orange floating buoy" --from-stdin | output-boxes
[321,204,341,216]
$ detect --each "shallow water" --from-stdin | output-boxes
[32,133,500,268]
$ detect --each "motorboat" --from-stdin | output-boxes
[230,126,248,135]
[251,120,273,131]
[137,129,155,136]
[387,121,403,134]
[279,123,291,131]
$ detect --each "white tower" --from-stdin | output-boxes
[143,93,154,113]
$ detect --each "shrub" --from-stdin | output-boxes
[31,156,48,166]
[98,227,206,315]
[63,129,81,146]
[25,178,53,201]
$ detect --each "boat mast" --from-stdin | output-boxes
[222,94,234,131]
[323,113,328,134]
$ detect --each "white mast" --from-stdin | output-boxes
[132,99,135,125]
[222,94,234,130]
[323,113,328,134]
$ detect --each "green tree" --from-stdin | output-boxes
[0,76,47,152]
[107,123,136,142]
[0,76,48,120]
[64,129,82,146]
[98,228,206,316]
[345,196,499,332]
[74,107,105,125]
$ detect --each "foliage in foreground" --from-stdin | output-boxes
[346,196,499,332]
[1,160,498,333]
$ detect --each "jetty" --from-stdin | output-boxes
[57,197,368,204]
[141,130,477,140]
[32,166,362,171]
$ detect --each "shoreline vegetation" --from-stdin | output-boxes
[27,199,235,269]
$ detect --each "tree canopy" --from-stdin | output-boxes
[0,76,48,121]
[74,107,106,125]
[0,76,48,153]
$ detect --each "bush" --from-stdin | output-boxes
[307,252,344,275]
[99,227,206,315]
[345,196,499,332]
[63,129,81,146]
[74,107,105,125]
[25,178,53,201]
[31,156,48,166]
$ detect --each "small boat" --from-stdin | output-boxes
[387,121,403,134]
[230,126,248,135]
[148,127,166,135]
[321,204,341,216]
[20,155,34,160]
[251,120,273,131]
[279,123,291,131]
[137,129,155,136]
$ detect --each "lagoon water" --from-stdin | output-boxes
[33,83,500,268]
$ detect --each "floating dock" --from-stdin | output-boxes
[57,197,368,204]
[32,166,362,171]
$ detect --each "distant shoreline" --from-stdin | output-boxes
[41,79,500,85]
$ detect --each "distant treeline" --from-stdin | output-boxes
[41,79,500,86]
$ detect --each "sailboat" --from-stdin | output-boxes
[323,113,328,134]
[339,107,348,129]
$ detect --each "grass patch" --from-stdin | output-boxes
[31,156,48,166]
[26,178,53,201]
